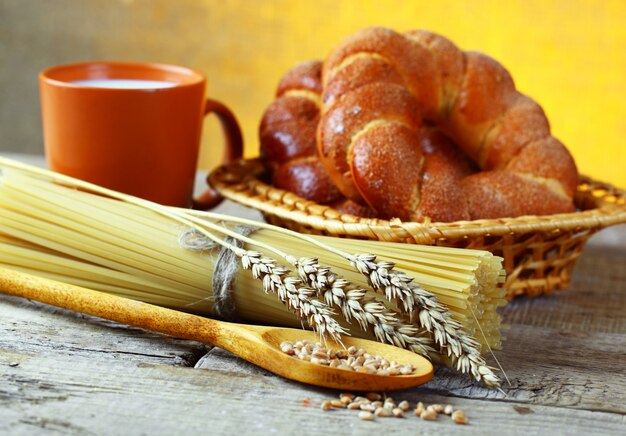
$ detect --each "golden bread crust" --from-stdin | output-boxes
[318,27,578,220]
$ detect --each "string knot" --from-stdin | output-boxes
[178,224,257,320]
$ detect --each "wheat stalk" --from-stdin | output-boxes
[350,254,501,387]
[295,257,435,357]
[241,251,347,343]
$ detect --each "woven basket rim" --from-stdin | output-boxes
[209,158,626,244]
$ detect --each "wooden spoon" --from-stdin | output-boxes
[0,267,433,391]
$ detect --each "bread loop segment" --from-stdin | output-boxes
[259,61,374,216]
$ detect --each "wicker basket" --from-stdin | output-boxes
[209,158,626,298]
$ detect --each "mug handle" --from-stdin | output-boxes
[192,98,243,210]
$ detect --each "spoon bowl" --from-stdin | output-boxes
[257,327,433,391]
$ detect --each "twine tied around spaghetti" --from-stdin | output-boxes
[178,224,258,320]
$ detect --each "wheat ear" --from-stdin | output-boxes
[350,254,501,387]
[294,257,435,357]
[241,251,347,343]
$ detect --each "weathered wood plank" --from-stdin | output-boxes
[410,247,626,414]
[0,294,210,367]
[422,325,626,413]
[3,343,625,436]
[197,321,626,415]
[501,245,626,333]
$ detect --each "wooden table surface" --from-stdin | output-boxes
[1,153,625,435]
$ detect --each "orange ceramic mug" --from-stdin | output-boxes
[39,61,242,208]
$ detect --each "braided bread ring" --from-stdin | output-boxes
[319,27,578,220]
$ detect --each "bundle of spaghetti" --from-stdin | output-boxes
[0,157,506,386]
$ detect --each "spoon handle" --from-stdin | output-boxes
[0,267,257,350]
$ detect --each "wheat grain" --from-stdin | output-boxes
[421,408,438,421]
[451,409,469,424]
[366,393,381,401]
[430,404,444,413]
[414,402,425,417]
[280,340,416,375]
[392,408,404,417]
[340,393,354,402]
[328,391,471,425]
[358,411,375,421]
[375,407,392,417]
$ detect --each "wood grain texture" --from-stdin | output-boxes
[422,246,626,416]
[1,304,624,436]
[2,243,626,434]
[0,294,210,367]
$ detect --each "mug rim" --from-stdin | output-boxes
[39,61,206,90]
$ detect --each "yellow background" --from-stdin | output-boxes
[1,0,625,186]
